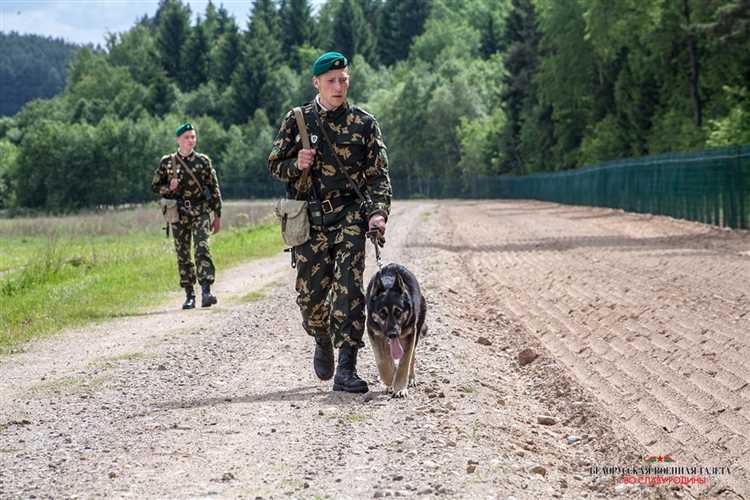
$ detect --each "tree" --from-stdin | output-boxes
[496,0,542,174]
[107,25,161,85]
[250,0,282,44]
[0,33,77,116]
[0,140,19,208]
[146,70,177,117]
[534,0,598,168]
[231,23,275,123]
[331,0,376,62]
[280,0,315,69]
[377,0,431,65]
[203,1,221,40]
[181,18,211,90]
[156,0,192,82]
[222,109,279,197]
[212,22,241,88]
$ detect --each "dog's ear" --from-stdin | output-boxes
[373,273,387,294]
[395,271,406,292]
[395,272,413,304]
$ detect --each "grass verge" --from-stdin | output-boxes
[0,223,283,353]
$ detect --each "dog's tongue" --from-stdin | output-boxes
[389,338,404,360]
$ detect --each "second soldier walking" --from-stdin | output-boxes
[152,122,223,309]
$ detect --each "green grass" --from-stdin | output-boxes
[29,374,110,397]
[239,290,267,303]
[0,223,283,353]
[345,414,368,423]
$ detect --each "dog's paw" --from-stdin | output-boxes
[408,377,417,388]
[391,386,408,398]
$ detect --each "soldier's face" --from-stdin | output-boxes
[176,130,197,152]
[313,68,350,109]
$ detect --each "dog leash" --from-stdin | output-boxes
[366,229,385,270]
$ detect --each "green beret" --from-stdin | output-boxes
[312,51,348,76]
[175,122,194,137]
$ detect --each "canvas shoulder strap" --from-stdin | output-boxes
[292,107,310,200]
[293,107,311,150]
[172,153,204,193]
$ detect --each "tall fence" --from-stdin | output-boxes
[390,145,750,229]
[222,145,750,230]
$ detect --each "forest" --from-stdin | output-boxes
[0,32,78,117]
[0,0,749,211]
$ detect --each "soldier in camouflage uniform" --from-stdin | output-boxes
[152,122,223,309]
[268,51,392,394]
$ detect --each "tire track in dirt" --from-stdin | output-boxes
[446,200,750,498]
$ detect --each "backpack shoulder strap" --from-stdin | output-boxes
[293,107,311,150]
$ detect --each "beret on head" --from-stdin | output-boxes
[312,51,348,76]
[175,122,194,137]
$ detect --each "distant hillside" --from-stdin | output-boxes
[0,32,79,116]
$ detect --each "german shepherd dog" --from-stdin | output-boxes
[366,263,427,397]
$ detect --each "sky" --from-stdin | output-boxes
[0,0,322,46]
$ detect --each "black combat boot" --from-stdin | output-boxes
[182,287,196,310]
[201,283,217,308]
[313,335,335,381]
[333,344,369,393]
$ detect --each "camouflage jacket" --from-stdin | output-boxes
[152,151,222,217]
[268,100,392,222]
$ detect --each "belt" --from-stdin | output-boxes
[179,197,207,209]
[320,193,358,215]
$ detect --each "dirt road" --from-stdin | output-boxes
[1,200,748,499]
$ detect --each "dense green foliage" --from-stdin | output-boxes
[1,0,749,210]
[0,33,79,116]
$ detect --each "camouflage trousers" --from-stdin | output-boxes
[294,220,367,349]
[171,211,215,289]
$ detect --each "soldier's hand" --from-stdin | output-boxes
[296,148,316,172]
[211,216,221,234]
[169,178,179,191]
[368,214,386,236]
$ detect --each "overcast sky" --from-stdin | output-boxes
[0,0,322,46]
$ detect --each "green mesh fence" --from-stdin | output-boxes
[390,145,750,229]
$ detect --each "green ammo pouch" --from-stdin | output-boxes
[160,198,179,224]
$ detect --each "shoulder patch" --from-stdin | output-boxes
[160,154,172,161]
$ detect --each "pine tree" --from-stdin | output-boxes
[231,0,282,122]
[480,13,502,58]
[181,18,210,90]
[146,70,176,116]
[248,0,283,65]
[214,21,241,88]
[376,0,399,65]
[280,0,314,68]
[156,0,192,81]
[498,0,542,174]
[203,1,220,41]
[216,5,233,36]
[377,0,430,65]
[331,0,375,61]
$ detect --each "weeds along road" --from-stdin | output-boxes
[1,200,749,499]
